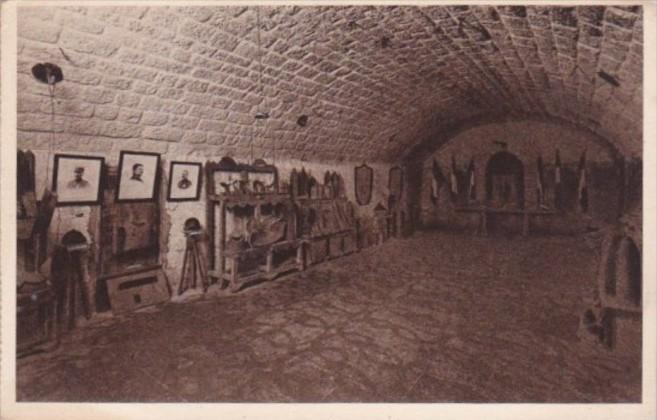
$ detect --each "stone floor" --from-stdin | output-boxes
[16,231,641,402]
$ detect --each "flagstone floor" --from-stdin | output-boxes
[16,231,641,402]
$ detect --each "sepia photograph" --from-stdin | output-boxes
[168,161,202,201]
[52,154,104,206]
[116,150,161,202]
[1,1,656,420]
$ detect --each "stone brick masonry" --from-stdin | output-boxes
[14,5,644,296]
[16,5,643,162]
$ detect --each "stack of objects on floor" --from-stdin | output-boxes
[293,170,358,265]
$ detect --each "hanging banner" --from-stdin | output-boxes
[355,163,374,206]
[388,166,403,198]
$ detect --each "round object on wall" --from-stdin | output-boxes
[31,63,64,85]
[297,115,309,127]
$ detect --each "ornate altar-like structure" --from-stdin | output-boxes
[206,159,304,292]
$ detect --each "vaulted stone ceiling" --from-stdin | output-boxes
[17,5,643,162]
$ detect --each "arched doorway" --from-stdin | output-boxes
[604,235,642,306]
[485,151,525,210]
[613,237,642,306]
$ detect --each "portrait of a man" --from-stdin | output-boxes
[53,154,104,206]
[177,170,192,190]
[168,161,202,202]
[116,152,160,202]
[131,164,144,182]
[67,167,90,189]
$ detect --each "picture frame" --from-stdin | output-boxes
[167,161,203,202]
[206,157,244,196]
[248,158,278,193]
[116,151,161,203]
[206,157,279,196]
[52,154,105,206]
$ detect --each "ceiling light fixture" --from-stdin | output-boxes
[32,62,63,196]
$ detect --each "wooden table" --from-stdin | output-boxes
[214,239,306,293]
[455,207,558,236]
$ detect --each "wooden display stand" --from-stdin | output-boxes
[207,193,304,292]
[296,197,358,265]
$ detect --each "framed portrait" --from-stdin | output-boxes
[116,151,161,203]
[167,161,203,202]
[52,154,105,206]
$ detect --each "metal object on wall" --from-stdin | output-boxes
[355,163,374,206]
[388,166,403,198]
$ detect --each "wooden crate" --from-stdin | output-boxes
[105,267,169,314]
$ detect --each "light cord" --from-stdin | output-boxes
[46,74,56,195]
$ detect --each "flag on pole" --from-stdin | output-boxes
[578,150,588,212]
[467,158,476,201]
[536,155,545,208]
[450,155,459,200]
[554,148,562,209]
[431,159,445,206]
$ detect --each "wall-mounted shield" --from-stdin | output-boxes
[389,166,403,198]
[355,164,374,206]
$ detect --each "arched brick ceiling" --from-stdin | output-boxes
[18,5,643,162]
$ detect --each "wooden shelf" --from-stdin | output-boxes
[207,193,303,292]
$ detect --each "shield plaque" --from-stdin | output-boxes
[354,164,374,206]
[389,166,403,198]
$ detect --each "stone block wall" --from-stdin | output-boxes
[14,4,643,298]
[16,6,399,299]
[16,5,643,164]
[15,5,418,163]
[24,148,391,300]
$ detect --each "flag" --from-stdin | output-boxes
[555,149,561,185]
[536,155,545,208]
[430,159,445,206]
[578,150,588,212]
[450,155,459,199]
[554,149,562,209]
[467,158,476,201]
